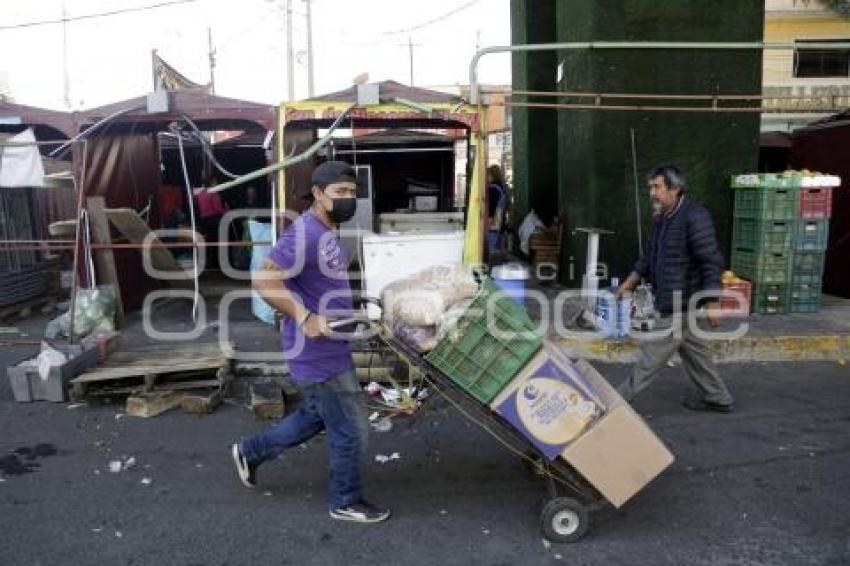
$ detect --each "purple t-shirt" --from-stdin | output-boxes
[267,211,354,383]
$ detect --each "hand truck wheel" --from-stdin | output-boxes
[540,497,589,543]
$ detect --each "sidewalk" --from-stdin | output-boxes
[528,282,850,363]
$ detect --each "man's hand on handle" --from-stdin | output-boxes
[706,301,722,328]
[301,313,330,338]
[617,271,642,299]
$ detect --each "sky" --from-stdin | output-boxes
[0,0,512,110]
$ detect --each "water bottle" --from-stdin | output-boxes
[617,296,631,337]
[596,277,619,338]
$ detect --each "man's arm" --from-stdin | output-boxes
[686,207,724,294]
[618,238,653,296]
[252,259,328,338]
[687,207,725,327]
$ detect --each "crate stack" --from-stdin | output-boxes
[730,172,840,314]
[730,173,799,314]
[789,174,839,312]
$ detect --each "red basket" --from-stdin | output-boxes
[798,187,833,219]
[721,280,752,315]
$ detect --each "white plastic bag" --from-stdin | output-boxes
[37,342,67,381]
[381,264,478,326]
[518,210,545,255]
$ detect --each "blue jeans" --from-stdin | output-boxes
[240,369,368,509]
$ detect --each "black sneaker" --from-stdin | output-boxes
[329,500,391,524]
[682,397,733,414]
[231,443,257,488]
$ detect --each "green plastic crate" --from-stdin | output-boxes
[752,282,790,315]
[792,272,822,287]
[792,251,825,277]
[790,281,822,313]
[730,249,792,284]
[793,219,829,251]
[731,218,794,253]
[791,281,822,301]
[732,186,798,220]
[425,278,542,404]
[731,172,802,189]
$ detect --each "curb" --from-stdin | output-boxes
[558,334,850,364]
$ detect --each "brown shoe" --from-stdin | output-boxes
[682,397,733,413]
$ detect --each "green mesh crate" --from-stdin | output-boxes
[752,282,790,315]
[731,218,794,252]
[730,172,802,189]
[792,272,823,287]
[792,251,825,277]
[730,249,792,284]
[425,278,542,404]
[790,281,822,313]
[732,186,798,220]
[793,219,829,251]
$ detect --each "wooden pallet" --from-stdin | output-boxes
[70,342,233,399]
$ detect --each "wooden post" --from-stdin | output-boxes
[86,197,125,327]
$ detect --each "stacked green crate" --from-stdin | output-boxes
[791,217,830,313]
[730,173,798,314]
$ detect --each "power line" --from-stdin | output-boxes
[378,0,483,36]
[0,0,197,31]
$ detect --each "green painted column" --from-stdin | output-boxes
[551,0,764,285]
[510,0,559,227]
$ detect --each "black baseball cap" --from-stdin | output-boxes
[311,161,356,187]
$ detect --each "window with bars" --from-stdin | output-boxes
[794,39,850,78]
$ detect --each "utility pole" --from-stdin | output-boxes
[62,4,71,109]
[207,27,216,94]
[304,0,315,97]
[286,0,295,100]
[399,36,422,86]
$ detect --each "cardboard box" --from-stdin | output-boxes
[491,341,674,508]
[490,345,604,460]
[561,358,675,508]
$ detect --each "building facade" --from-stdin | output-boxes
[763,0,850,131]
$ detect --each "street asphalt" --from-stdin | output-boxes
[2,358,849,566]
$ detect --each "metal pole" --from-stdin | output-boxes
[67,139,88,344]
[408,36,414,86]
[630,128,643,256]
[305,0,315,97]
[62,4,71,110]
[469,41,850,104]
[207,27,216,95]
[500,100,843,114]
[209,103,356,194]
[286,0,295,100]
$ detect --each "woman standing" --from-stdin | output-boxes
[486,164,510,255]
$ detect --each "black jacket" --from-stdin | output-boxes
[634,196,725,315]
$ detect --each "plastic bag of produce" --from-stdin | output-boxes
[44,285,117,339]
[382,264,478,326]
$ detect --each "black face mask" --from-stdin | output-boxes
[327,197,357,223]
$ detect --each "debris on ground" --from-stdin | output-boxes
[107,456,136,473]
[369,412,393,432]
[140,477,152,485]
[126,391,184,418]
[374,453,401,464]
